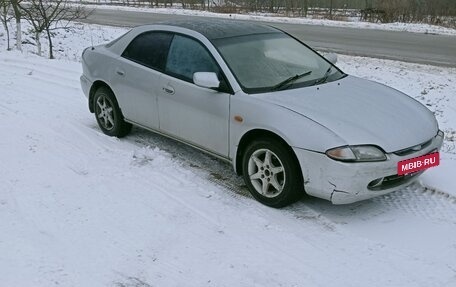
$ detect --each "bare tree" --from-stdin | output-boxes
[300,0,308,17]
[10,0,22,51]
[19,0,86,59]
[329,0,333,19]
[19,1,45,55]
[0,0,13,50]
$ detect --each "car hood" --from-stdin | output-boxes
[259,76,438,152]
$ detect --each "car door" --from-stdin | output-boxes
[158,34,230,157]
[111,31,173,129]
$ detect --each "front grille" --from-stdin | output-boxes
[367,171,423,191]
[393,138,433,156]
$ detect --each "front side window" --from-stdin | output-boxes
[165,35,220,82]
[122,32,173,71]
[213,33,345,94]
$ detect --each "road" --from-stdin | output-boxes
[81,8,456,67]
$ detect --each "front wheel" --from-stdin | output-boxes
[93,86,132,138]
[242,139,304,208]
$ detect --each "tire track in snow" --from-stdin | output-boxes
[127,130,456,232]
[128,128,456,279]
[122,154,347,286]
[131,129,249,198]
[377,183,456,223]
[128,134,356,266]
[421,181,456,204]
[127,132,455,286]
[130,128,456,222]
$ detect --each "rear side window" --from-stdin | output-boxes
[165,35,219,82]
[122,32,173,71]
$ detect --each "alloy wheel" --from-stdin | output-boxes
[247,148,286,198]
[96,95,115,131]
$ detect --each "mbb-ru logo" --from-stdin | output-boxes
[397,152,439,175]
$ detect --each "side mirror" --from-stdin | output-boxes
[325,53,338,64]
[193,72,220,89]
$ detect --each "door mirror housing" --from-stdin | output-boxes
[325,53,338,64]
[193,72,220,89]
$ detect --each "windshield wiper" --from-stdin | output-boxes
[314,66,333,85]
[272,71,312,91]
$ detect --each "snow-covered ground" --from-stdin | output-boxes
[1,23,456,286]
[80,4,456,36]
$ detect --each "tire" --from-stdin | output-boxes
[242,138,304,208]
[93,86,132,138]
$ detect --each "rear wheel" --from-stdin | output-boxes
[242,138,304,208]
[93,86,131,138]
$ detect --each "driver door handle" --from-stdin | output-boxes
[115,68,125,76]
[163,86,175,95]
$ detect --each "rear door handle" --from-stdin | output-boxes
[163,86,175,95]
[116,68,125,76]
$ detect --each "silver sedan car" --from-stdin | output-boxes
[80,19,443,207]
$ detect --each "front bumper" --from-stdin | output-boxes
[293,132,444,204]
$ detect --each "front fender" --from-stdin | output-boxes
[229,92,346,171]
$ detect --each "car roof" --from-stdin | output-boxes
[143,19,281,40]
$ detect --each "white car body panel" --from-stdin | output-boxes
[158,73,230,156]
[258,75,438,153]
[112,56,161,129]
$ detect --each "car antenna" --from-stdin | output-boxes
[89,24,94,50]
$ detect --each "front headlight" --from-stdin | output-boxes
[326,145,386,162]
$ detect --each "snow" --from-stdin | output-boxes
[78,4,456,36]
[1,22,456,286]
[421,160,456,199]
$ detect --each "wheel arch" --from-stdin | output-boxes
[88,80,114,113]
[234,129,302,177]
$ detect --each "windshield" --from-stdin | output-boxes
[213,33,345,94]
